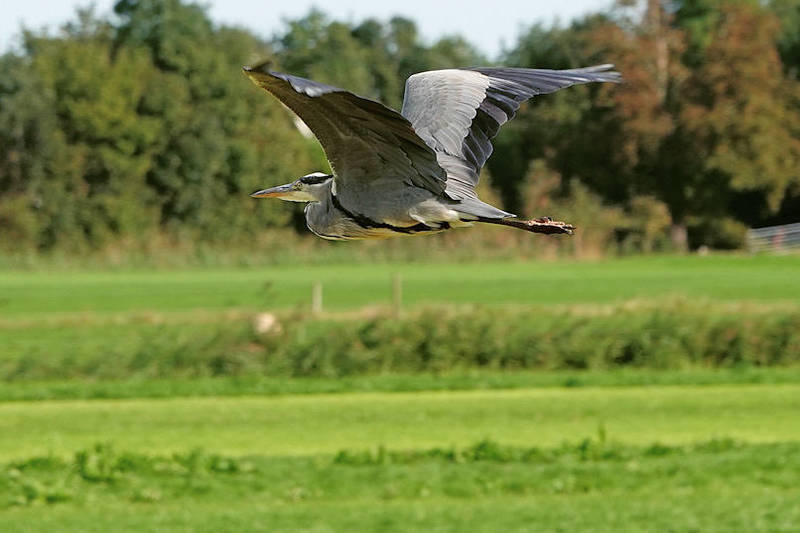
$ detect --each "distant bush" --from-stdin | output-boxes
[3,301,799,381]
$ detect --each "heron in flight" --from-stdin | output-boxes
[245,64,620,240]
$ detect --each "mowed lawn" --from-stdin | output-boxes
[2,254,799,319]
[6,443,800,533]
[3,383,800,533]
[2,384,799,461]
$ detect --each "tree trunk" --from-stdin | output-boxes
[670,223,688,252]
[647,0,669,103]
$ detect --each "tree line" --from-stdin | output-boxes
[1,0,798,254]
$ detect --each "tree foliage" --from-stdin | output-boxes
[0,0,798,253]
[498,0,800,249]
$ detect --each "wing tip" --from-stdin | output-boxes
[571,63,623,83]
[242,63,342,97]
[243,61,275,76]
[242,63,282,88]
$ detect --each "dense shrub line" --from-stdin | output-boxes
[3,303,799,381]
[263,307,800,376]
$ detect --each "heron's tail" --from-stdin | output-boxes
[454,198,514,220]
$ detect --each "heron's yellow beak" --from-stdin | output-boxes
[250,184,293,199]
[251,182,317,202]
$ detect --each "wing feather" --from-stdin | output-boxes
[243,64,448,197]
[401,65,621,199]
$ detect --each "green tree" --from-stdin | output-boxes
[114,0,316,239]
[0,52,64,247]
[770,0,800,78]
[0,10,160,250]
[678,3,800,232]
[499,1,800,249]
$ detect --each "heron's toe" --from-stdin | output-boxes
[525,218,575,235]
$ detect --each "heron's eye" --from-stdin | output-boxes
[299,173,332,185]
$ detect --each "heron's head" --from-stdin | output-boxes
[251,172,333,203]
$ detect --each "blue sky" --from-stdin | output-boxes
[2,0,611,58]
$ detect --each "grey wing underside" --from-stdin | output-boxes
[243,64,448,197]
[401,65,621,199]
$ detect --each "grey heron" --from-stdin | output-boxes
[245,63,620,240]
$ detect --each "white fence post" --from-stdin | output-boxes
[311,281,323,315]
[392,273,402,318]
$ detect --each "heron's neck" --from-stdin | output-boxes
[303,183,338,235]
[304,178,334,203]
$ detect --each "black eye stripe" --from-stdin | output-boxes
[299,174,333,185]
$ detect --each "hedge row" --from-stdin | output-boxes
[256,306,800,377]
[4,302,799,381]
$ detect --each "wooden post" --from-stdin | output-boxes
[392,273,402,318]
[311,281,323,316]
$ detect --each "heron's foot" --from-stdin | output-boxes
[525,217,575,235]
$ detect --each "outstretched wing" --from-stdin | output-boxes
[401,65,621,199]
[243,64,448,197]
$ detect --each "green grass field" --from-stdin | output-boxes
[2,255,798,319]
[3,384,800,532]
[3,384,800,460]
[4,439,800,533]
[2,254,800,531]
[3,367,800,402]
[5,438,799,533]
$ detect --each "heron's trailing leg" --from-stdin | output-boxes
[524,216,575,235]
[479,216,575,235]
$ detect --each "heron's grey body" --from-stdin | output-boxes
[246,64,620,240]
[303,180,469,240]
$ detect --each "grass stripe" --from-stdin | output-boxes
[2,367,800,402]
[2,255,799,319]
[1,384,798,461]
